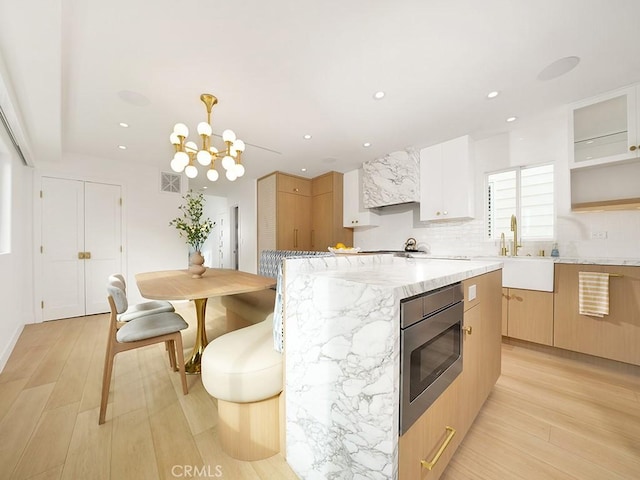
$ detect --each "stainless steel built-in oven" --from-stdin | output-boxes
[399,282,464,435]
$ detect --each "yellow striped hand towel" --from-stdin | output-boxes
[578,272,610,317]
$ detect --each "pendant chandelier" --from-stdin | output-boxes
[169,93,245,182]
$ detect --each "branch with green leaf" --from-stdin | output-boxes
[169,190,214,252]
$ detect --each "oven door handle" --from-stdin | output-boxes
[420,426,457,470]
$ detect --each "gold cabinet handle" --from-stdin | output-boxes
[85,251,91,259]
[78,252,85,259]
[630,145,637,151]
[502,293,511,300]
[463,326,472,335]
[512,294,523,302]
[421,426,456,470]
[294,187,299,192]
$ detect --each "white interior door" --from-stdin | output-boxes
[84,182,122,315]
[217,212,230,268]
[41,177,85,320]
[41,177,122,320]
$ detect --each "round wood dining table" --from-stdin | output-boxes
[135,268,276,374]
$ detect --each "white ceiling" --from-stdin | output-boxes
[2,0,640,196]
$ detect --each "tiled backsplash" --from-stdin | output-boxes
[353,203,640,259]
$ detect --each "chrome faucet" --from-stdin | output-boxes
[510,214,521,256]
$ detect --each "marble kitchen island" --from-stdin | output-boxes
[282,254,502,480]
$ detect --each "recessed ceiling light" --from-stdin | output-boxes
[303,134,312,140]
[487,91,499,99]
[203,186,208,189]
[373,91,385,100]
[363,142,371,147]
[118,145,127,150]
[537,56,580,81]
[301,168,307,172]
[119,122,129,128]
[506,116,517,123]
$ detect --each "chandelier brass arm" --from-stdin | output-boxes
[169,93,245,182]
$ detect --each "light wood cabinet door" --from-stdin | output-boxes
[554,264,640,365]
[398,376,462,480]
[459,303,481,431]
[311,191,332,250]
[311,172,352,250]
[501,287,509,335]
[277,173,312,196]
[461,271,502,423]
[276,191,311,251]
[505,288,554,346]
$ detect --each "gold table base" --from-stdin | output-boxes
[185,297,208,374]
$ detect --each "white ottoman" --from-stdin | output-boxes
[201,314,283,461]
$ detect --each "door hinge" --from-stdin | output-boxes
[40,190,43,198]
[40,245,43,254]
[41,301,44,309]
[119,197,122,206]
[120,245,123,252]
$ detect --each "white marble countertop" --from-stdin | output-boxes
[552,256,640,266]
[306,255,503,298]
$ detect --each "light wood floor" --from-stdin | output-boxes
[1,300,639,479]
[442,340,640,480]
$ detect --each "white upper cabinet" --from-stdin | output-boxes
[343,169,379,227]
[570,85,640,168]
[419,135,474,222]
[361,150,420,208]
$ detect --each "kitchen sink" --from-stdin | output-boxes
[484,256,555,292]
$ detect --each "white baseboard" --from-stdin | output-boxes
[0,323,25,373]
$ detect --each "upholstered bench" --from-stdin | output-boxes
[201,314,282,461]
[221,289,276,330]
[203,250,331,460]
[221,249,331,330]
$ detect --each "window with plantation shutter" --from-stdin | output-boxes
[486,163,554,241]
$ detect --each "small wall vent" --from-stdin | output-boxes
[160,171,182,193]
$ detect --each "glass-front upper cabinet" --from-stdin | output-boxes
[570,85,639,168]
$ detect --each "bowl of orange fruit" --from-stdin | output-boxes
[328,243,361,254]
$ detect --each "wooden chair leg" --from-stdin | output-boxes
[99,344,115,425]
[167,340,177,371]
[174,334,188,395]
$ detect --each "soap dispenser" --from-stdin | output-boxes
[550,243,559,257]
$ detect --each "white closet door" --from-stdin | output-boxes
[41,177,85,320]
[41,177,122,320]
[84,182,122,315]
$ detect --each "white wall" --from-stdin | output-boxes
[354,108,640,259]
[0,135,34,370]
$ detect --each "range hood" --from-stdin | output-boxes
[362,149,420,208]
